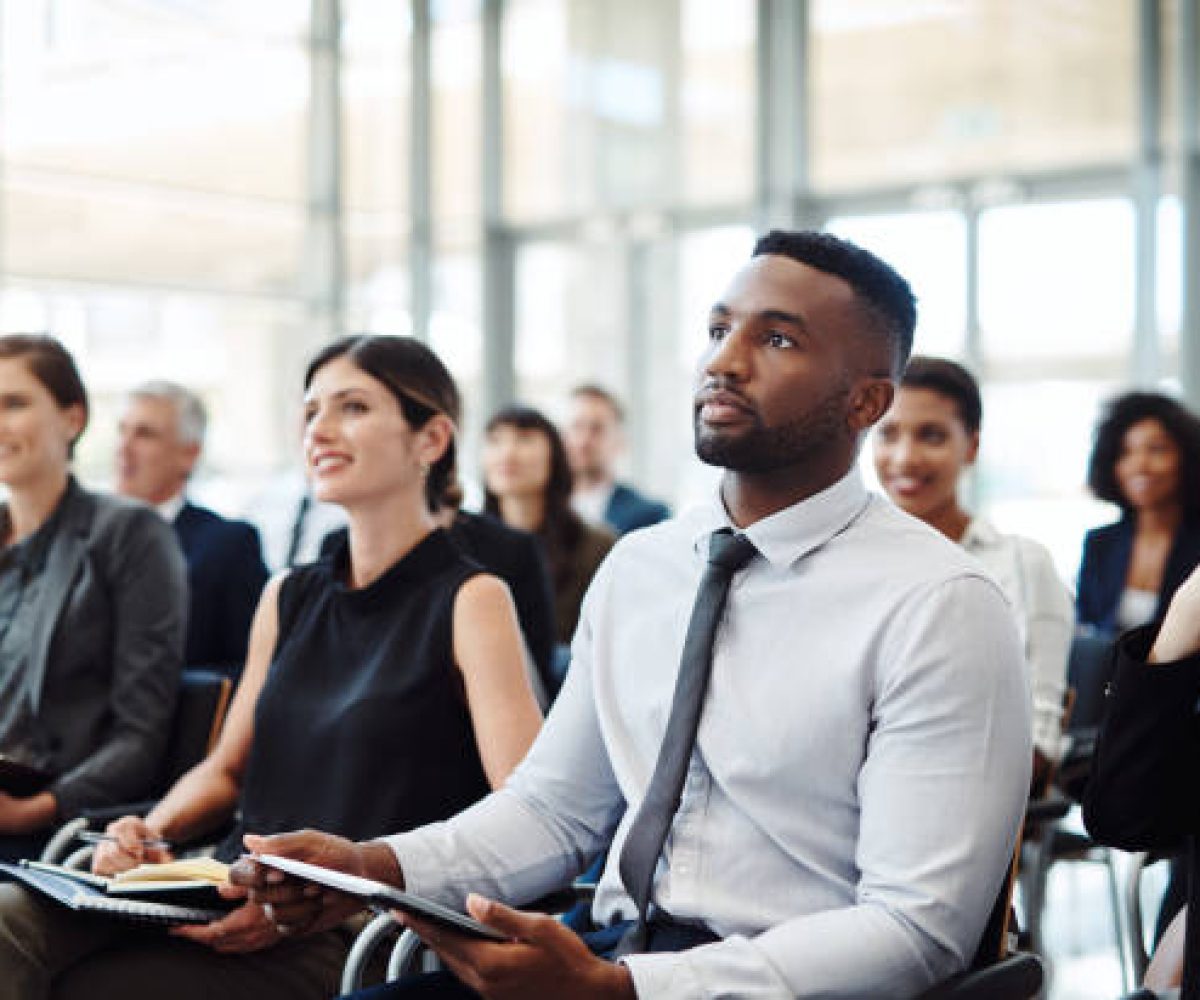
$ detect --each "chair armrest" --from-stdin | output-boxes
[340,912,404,994]
[1023,795,1072,825]
[39,817,91,864]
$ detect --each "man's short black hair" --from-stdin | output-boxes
[900,356,982,435]
[752,230,917,374]
[1087,390,1200,520]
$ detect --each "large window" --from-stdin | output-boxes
[343,0,412,332]
[810,1,1136,192]
[979,199,1135,367]
[826,211,968,358]
[1,1,310,296]
[502,0,755,221]
[0,0,312,515]
[0,0,1189,625]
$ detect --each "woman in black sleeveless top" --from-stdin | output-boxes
[0,336,542,1000]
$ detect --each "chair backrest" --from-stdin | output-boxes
[1065,631,1116,734]
[163,668,233,786]
[971,839,1021,968]
[913,838,1044,1000]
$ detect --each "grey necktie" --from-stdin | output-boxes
[618,527,758,951]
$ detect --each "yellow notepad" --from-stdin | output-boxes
[110,857,230,886]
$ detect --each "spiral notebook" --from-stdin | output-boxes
[0,861,229,926]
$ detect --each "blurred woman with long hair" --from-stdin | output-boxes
[482,405,613,650]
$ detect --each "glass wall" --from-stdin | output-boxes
[809,0,1136,192]
[0,0,1193,588]
[0,0,312,507]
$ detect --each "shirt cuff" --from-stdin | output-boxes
[621,951,705,999]
[378,830,453,905]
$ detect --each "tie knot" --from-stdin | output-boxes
[707,529,757,572]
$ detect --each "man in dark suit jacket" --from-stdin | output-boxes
[564,385,669,536]
[116,382,269,677]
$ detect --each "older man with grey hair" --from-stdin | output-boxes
[116,381,268,677]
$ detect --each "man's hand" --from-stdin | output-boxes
[170,892,285,954]
[229,830,401,935]
[1151,565,1200,664]
[399,894,637,1000]
[92,815,174,875]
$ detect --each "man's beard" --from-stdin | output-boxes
[694,383,852,474]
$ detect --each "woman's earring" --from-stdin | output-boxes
[419,461,431,476]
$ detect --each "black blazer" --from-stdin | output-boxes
[604,483,669,536]
[17,479,187,818]
[174,502,269,675]
[1076,518,1200,634]
[1083,627,1200,996]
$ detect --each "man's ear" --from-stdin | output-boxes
[847,377,895,434]
[179,440,202,478]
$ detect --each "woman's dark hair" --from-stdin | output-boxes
[900,355,983,435]
[1086,390,1200,520]
[304,334,462,513]
[482,405,582,591]
[0,334,89,457]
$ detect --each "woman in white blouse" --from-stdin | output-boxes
[873,355,1073,789]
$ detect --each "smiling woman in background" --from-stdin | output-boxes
[0,334,185,860]
[1077,391,1200,638]
[874,355,1073,789]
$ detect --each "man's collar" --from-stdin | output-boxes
[690,467,871,569]
[156,492,187,524]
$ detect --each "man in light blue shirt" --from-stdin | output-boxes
[238,230,1032,1000]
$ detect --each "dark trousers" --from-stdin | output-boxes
[340,919,719,1000]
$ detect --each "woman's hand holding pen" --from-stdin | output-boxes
[91,815,174,875]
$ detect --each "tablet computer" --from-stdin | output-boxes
[251,854,508,942]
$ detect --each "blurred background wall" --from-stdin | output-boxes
[0,0,1194,577]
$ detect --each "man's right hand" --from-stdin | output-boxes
[1151,565,1200,665]
[230,830,404,935]
[92,816,174,875]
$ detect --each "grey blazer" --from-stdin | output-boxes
[17,479,186,818]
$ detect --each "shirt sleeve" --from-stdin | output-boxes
[383,590,626,907]
[622,574,1032,1000]
[1015,538,1074,761]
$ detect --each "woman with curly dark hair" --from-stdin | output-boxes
[1077,391,1200,637]
[482,406,613,653]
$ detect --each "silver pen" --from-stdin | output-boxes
[76,830,172,851]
